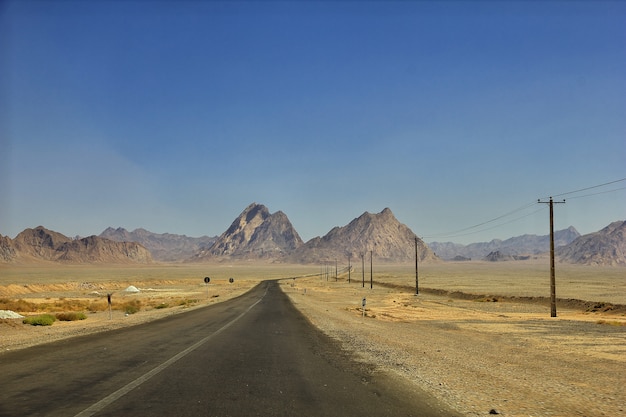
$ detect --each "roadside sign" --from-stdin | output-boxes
[229,277,234,283]
[204,276,210,284]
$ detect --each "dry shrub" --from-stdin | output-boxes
[0,298,38,312]
[87,300,108,313]
[56,312,87,321]
[119,299,142,314]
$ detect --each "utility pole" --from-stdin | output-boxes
[538,196,565,317]
[415,236,419,295]
[361,252,365,288]
[348,254,351,283]
[370,250,373,289]
[335,259,338,281]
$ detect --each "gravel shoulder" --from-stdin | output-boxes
[280,277,626,417]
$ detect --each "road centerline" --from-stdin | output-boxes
[73,291,266,417]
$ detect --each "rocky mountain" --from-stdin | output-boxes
[2,226,152,264]
[192,203,303,261]
[556,220,626,266]
[0,234,17,262]
[289,208,437,264]
[483,251,530,262]
[429,226,580,260]
[100,227,216,262]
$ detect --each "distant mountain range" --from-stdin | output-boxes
[1,204,624,267]
[100,227,216,262]
[0,227,152,264]
[429,226,581,261]
[556,221,626,266]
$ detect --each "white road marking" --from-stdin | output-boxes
[74,290,266,417]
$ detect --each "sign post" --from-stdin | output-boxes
[107,293,112,320]
[362,297,366,318]
[204,276,210,298]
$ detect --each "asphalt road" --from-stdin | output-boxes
[0,280,460,417]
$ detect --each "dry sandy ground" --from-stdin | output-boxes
[281,277,626,417]
[0,279,256,351]
[1,264,625,417]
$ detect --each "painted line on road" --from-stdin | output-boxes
[74,287,267,417]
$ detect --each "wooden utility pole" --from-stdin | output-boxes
[538,196,565,317]
[361,253,365,288]
[370,250,373,289]
[348,254,351,283]
[415,236,419,295]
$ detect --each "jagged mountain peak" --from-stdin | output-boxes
[193,203,302,261]
[290,208,436,264]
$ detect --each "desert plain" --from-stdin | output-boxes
[1,261,624,417]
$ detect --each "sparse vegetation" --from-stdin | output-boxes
[0,298,38,312]
[177,298,200,307]
[475,297,499,302]
[587,302,614,313]
[121,299,142,314]
[23,314,56,326]
[596,320,625,326]
[55,312,87,321]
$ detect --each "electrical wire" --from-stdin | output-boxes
[547,177,626,199]
[422,201,538,240]
[563,186,626,200]
[423,205,546,240]
[422,177,625,241]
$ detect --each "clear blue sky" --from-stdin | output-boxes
[2,0,625,244]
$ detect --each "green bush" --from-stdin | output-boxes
[23,314,56,326]
[56,312,87,321]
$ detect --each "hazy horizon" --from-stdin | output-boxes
[2,1,625,244]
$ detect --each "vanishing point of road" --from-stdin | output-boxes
[0,280,461,417]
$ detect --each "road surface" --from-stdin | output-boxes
[0,280,460,417]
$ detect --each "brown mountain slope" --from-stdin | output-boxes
[192,203,303,261]
[556,220,626,266]
[0,234,17,263]
[289,208,437,264]
[7,226,152,264]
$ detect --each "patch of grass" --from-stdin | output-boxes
[88,300,108,313]
[121,299,142,315]
[56,312,87,321]
[0,298,38,312]
[596,320,625,326]
[23,314,56,326]
[154,303,169,309]
[177,299,199,307]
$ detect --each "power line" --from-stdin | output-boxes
[423,205,546,240]
[421,177,626,241]
[548,177,626,199]
[563,186,626,200]
[422,201,538,239]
